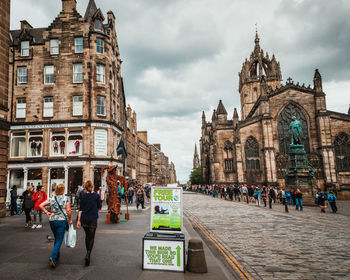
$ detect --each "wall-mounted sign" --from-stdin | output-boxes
[94,129,107,156]
[143,238,185,272]
[150,187,183,233]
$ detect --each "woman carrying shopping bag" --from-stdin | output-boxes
[77,180,102,266]
[40,184,72,268]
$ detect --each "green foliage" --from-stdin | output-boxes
[189,167,202,184]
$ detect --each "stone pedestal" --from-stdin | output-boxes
[286,145,315,205]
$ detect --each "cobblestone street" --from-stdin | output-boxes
[184,192,350,280]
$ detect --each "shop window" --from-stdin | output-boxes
[16,98,26,119]
[44,65,54,84]
[75,37,83,53]
[68,131,82,156]
[97,95,106,116]
[28,169,42,189]
[68,168,83,194]
[11,132,26,157]
[50,39,59,55]
[8,170,24,201]
[96,64,105,84]
[43,97,54,117]
[21,41,29,56]
[50,131,65,156]
[50,168,65,194]
[73,96,83,116]
[73,63,83,83]
[28,131,43,157]
[17,67,27,85]
[94,168,102,188]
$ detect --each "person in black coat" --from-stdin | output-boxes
[22,185,34,227]
[10,185,18,216]
[77,180,102,266]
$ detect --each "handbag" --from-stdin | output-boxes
[64,224,76,248]
[54,196,69,231]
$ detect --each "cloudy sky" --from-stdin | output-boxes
[10,0,350,183]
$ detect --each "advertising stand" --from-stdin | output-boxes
[142,186,185,272]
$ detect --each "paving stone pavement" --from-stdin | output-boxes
[183,192,350,280]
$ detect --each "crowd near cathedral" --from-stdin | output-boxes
[199,32,350,199]
[0,0,177,216]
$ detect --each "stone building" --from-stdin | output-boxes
[0,0,10,217]
[200,32,350,198]
[7,0,126,198]
[136,131,151,184]
[193,143,200,169]
[125,104,137,180]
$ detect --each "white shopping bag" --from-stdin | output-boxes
[64,224,76,248]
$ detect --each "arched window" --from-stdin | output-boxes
[278,103,310,154]
[335,133,350,171]
[223,140,234,172]
[245,136,260,170]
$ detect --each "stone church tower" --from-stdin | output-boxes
[193,144,200,169]
[239,31,282,119]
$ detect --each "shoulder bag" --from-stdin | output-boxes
[54,196,69,231]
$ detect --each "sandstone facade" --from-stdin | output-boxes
[200,32,350,199]
[0,0,10,217]
[7,0,126,198]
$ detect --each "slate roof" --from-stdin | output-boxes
[10,28,46,46]
[84,0,98,22]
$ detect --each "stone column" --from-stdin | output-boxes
[23,167,28,189]
[64,128,68,158]
[47,168,51,197]
[41,166,49,194]
[64,165,69,194]
[24,130,29,158]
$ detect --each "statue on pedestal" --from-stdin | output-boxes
[289,116,302,145]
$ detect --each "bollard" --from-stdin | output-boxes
[187,239,207,273]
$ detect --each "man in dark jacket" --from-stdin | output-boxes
[268,187,275,209]
[10,185,18,216]
[233,185,240,201]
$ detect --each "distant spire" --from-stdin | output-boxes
[194,144,198,155]
[217,100,227,115]
[193,143,200,169]
[254,26,260,54]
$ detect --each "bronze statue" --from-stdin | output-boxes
[289,116,302,145]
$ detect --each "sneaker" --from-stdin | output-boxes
[36,224,42,229]
[49,258,56,268]
[32,224,37,229]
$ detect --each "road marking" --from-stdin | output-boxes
[187,214,253,280]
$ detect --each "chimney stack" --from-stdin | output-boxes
[62,0,77,13]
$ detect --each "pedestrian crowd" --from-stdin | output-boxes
[8,179,153,269]
[186,184,338,214]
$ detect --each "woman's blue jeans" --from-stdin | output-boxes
[49,220,67,261]
[296,198,303,211]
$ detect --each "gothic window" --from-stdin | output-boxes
[223,140,234,172]
[334,133,350,171]
[245,136,260,170]
[278,103,310,154]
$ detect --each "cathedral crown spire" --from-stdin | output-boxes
[254,30,260,54]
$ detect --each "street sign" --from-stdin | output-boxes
[142,235,185,272]
[150,187,183,233]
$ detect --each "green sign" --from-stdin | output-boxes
[151,187,183,232]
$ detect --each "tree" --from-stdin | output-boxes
[189,167,202,184]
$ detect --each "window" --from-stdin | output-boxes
[73,96,83,116]
[96,39,104,54]
[223,140,234,172]
[97,95,106,116]
[44,65,54,84]
[28,131,43,157]
[21,41,29,56]
[73,63,83,83]
[17,67,27,85]
[50,39,59,55]
[68,131,83,156]
[75,37,83,53]
[96,64,105,84]
[95,20,102,30]
[245,136,260,170]
[43,97,53,117]
[51,131,65,156]
[11,132,26,157]
[278,103,310,154]
[335,133,350,171]
[16,98,26,118]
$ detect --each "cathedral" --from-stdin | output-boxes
[200,32,350,199]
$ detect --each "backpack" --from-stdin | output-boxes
[286,191,291,198]
[328,193,335,202]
